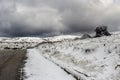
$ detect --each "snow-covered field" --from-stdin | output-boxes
[0,35,80,49]
[34,33,120,80]
[0,37,43,49]
[1,33,120,80]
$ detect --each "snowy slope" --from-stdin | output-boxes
[0,37,44,49]
[1,32,119,80]
[0,35,80,49]
[23,49,76,80]
[36,33,120,80]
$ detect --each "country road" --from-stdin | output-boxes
[0,50,26,80]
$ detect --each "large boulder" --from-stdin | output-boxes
[81,33,92,39]
[101,26,111,36]
[94,26,111,37]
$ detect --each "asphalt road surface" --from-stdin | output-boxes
[0,50,26,80]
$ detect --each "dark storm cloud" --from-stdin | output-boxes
[0,0,120,36]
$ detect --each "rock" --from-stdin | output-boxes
[94,26,111,37]
[81,33,92,39]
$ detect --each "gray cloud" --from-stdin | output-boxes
[0,0,120,36]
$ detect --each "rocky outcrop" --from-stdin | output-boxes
[94,26,111,37]
[81,33,92,39]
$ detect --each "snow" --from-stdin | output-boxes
[0,37,44,49]
[45,35,81,42]
[0,35,80,49]
[0,32,120,80]
[23,49,76,80]
[37,33,120,80]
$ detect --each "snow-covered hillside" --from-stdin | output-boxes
[1,33,120,80]
[0,37,43,49]
[34,33,120,80]
[0,35,80,49]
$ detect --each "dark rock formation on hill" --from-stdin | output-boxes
[81,33,92,39]
[94,26,111,37]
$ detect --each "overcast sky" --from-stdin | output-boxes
[0,0,120,37]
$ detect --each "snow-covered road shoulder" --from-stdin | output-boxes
[23,49,76,80]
